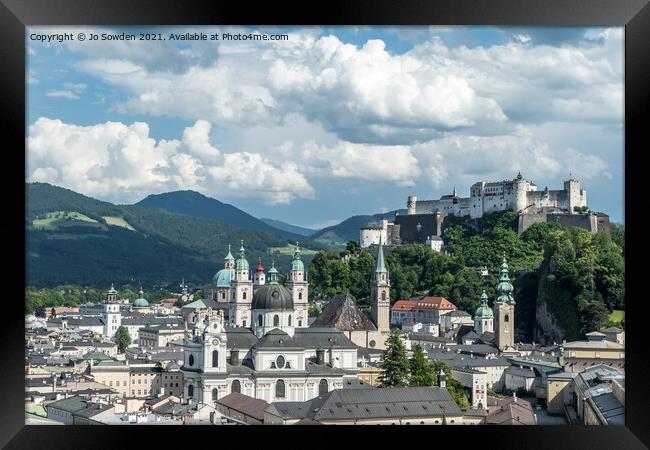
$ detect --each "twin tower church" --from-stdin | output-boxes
[180,241,391,404]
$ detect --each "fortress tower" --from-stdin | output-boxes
[513,172,529,213]
[564,178,587,213]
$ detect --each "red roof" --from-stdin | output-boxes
[256,257,265,273]
[159,298,177,303]
[391,297,456,311]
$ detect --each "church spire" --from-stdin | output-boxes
[495,253,515,304]
[375,237,387,274]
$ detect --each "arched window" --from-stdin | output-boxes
[231,380,241,394]
[212,388,218,401]
[212,350,219,367]
[258,314,263,327]
[504,314,510,322]
[187,385,194,398]
[221,292,226,300]
[275,380,285,399]
[188,354,195,367]
[288,315,292,326]
[273,315,279,327]
[381,291,386,301]
[298,292,303,300]
[319,379,328,396]
[243,291,247,300]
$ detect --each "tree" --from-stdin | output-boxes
[346,240,360,254]
[378,329,410,387]
[409,344,435,386]
[115,326,131,353]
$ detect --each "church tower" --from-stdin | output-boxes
[286,242,309,328]
[370,239,390,332]
[474,290,494,335]
[229,241,253,328]
[101,284,121,338]
[254,258,266,286]
[494,254,515,350]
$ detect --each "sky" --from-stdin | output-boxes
[26,26,624,228]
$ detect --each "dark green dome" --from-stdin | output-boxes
[252,284,293,310]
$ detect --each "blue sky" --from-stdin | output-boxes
[27,26,624,227]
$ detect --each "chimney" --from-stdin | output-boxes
[230,350,240,366]
[316,348,325,365]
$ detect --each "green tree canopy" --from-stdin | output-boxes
[115,326,131,353]
[409,344,435,387]
[378,329,410,388]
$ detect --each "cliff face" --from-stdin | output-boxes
[533,264,582,343]
[534,301,564,345]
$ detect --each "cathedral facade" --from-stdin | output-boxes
[180,242,359,405]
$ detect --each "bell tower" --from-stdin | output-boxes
[370,239,390,332]
[285,242,309,328]
[494,254,515,350]
[230,241,252,328]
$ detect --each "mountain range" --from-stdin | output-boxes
[26,183,396,287]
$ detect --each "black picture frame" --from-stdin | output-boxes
[2,0,648,448]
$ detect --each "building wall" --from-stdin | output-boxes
[546,378,573,415]
[504,373,534,392]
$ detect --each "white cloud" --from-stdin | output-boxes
[48,27,622,145]
[27,118,313,205]
[46,90,79,100]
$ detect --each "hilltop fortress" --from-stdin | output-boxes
[360,173,610,248]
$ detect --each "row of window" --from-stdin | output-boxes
[187,379,330,400]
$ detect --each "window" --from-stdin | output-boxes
[276,355,285,368]
[273,315,280,327]
[319,379,329,396]
[221,292,226,300]
[275,380,285,398]
[504,314,510,322]
[298,292,303,300]
[258,314,263,327]
[212,388,218,401]
[231,380,241,394]
[242,320,246,327]
[189,354,195,366]
[212,350,219,367]
[188,385,194,397]
[243,292,247,300]
[381,291,386,301]
[288,315,292,326]
[298,320,302,327]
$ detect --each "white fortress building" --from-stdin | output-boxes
[407,173,587,219]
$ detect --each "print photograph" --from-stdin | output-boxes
[24,24,626,427]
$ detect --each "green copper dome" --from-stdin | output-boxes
[236,242,249,271]
[475,290,494,318]
[252,284,293,310]
[133,290,149,308]
[291,242,304,272]
[224,244,235,262]
[212,268,235,287]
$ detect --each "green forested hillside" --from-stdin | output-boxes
[308,212,625,342]
[26,183,314,287]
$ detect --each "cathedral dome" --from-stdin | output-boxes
[133,297,149,308]
[212,268,234,287]
[252,284,293,310]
